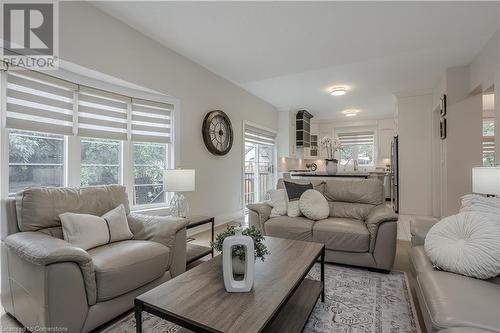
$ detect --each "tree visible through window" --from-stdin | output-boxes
[483,119,495,167]
[8,130,64,194]
[81,138,121,186]
[133,142,168,205]
[338,132,375,167]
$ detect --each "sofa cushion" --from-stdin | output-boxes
[328,201,374,220]
[88,240,169,302]
[417,270,500,332]
[409,245,435,277]
[264,216,314,241]
[15,185,130,232]
[312,218,370,252]
[277,178,325,194]
[324,179,384,205]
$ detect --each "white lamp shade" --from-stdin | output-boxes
[472,167,500,195]
[164,169,195,192]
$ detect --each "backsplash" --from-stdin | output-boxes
[278,157,326,172]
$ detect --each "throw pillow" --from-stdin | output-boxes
[101,204,134,242]
[425,212,500,279]
[60,204,133,250]
[299,189,329,220]
[283,181,313,217]
[267,189,287,217]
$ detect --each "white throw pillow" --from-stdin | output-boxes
[425,212,500,279]
[299,189,329,221]
[101,204,134,242]
[267,189,287,217]
[60,204,133,250]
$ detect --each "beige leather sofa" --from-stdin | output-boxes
[1,185,188,332]
[410,217,500,333]
[247,178,398,271]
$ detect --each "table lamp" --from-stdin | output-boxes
[164,169,195,217]
[472,167,500,197]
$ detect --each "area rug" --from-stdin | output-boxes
[101,263,419,333]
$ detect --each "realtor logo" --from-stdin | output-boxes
[2,2,58,69]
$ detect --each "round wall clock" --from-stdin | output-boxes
[202,110,233,156]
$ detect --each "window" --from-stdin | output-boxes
[133,142,168,205]
[81,138,121,186]
[2,66,174,207]
[243,124,276,207]
[8,130,64,194]
[338,131,375,167]
[482,119,495,167]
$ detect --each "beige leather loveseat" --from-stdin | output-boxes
[248,178,398,271]
[1,185,188,332]
[410,217,500,333]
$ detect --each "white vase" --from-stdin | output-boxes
[325,159,338,174]
[222,228,255,292]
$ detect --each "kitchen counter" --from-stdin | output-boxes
[291,173,370,178]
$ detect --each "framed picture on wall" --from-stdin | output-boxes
[440,118,447,140]
[440,94,447,117]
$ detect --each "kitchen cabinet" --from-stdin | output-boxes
[296,110,313,148]
[278,110,297,158]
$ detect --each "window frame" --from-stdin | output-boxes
[482,118,495,167]
[334,126,377,171]
[0,67,179,211]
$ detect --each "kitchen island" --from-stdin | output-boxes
[291,172,370,179]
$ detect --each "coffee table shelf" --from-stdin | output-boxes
[135,237,325,333]
[263,278,322,333]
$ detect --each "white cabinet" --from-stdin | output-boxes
[278,111,297,158]
[378,129,394,160]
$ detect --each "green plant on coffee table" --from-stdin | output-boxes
[211,225,270,261]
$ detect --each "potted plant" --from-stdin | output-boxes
[211,225,269,274]
[320,136,342,174]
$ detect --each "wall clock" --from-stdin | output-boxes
[202,110,233,156]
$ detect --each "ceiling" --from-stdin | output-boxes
[93,1,500,121]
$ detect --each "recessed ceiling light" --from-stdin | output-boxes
[345,113,357,117]
[341,109,361,114]
[329,87,347,96]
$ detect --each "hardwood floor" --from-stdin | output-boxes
[1,218,426,332]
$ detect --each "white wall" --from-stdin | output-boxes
[396,94,433,216]
[59,2,278,219]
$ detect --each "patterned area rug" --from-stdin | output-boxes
[102,264,419,333]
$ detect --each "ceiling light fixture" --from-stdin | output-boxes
[329,87,347,96]
[345,113,357,117]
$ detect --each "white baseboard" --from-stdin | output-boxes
[187,209,245,236]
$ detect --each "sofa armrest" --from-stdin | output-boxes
[247,203,272,231]
[365,205,398,253]
[127,213,189,275]
[410,216,439,246]
[4,231,96,305]
[366,204,398,226]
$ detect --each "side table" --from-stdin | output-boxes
[185,216,215,264]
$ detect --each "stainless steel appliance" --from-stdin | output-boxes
[391,136,399,213]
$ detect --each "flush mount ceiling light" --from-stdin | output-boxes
[329,87,347,96]
[341,109,361,117]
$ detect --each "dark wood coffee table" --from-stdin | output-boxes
[135,237,325,333]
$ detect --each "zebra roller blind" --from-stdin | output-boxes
[77,86,129,140]
[6,70,77,135]
[338,132,375,146]
[244,124,276,146]
[5,68,173,144]
[131,98,172,143]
